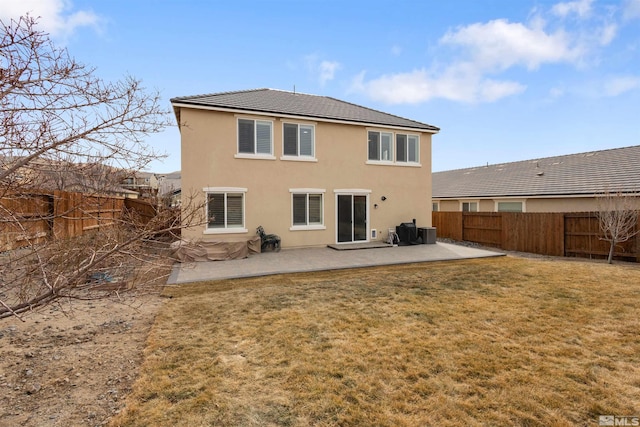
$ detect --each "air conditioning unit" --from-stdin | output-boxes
[371,229,377,239]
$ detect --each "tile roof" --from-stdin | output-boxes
[171,88,439,132]
[433,145,640,199]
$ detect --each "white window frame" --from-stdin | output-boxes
[495,200,526,212]
[235,118,275,159]
[333,189,371,244]
[289,188,326,230]
[461,201,479,212]
[281,122,317,162]
[396,133,420,164]
[203,187,248,234]
[366,129,420,166]
[367,130,394,163]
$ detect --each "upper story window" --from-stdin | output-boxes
[396,134,419,163]
[283,123,315,159]
[368,130,419,165]
[368,131,393,162]
[237,118,273,156]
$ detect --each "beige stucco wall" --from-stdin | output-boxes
[438,200,459,212]
[179,107,434,248]
[434,197,609,213]
[479,200,494,212]
[525,197,600,212]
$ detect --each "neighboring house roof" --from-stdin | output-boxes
[158,171,181,197]
[433,145,640,199]
[171,88,439,132]
[1,157,133,195]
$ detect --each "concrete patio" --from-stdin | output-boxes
[167,241,504,284]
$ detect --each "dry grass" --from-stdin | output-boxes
[109,256,640,427]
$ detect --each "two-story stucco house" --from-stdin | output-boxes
[171,89,439,249]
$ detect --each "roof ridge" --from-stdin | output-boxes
[265,88,325,97]
[170,88,269,102]
[322,95,439,130]
[435,144,640,174]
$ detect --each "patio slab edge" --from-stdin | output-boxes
[167,242,505,285]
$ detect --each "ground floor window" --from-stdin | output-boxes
[496,201,524,212]
[291,189,325,229]
[462,201,478,212]
[204,188,246,232]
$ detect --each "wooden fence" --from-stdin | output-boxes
[53,191,124,240]
[0,192,53,251]
[433,211,640,262]
[124,198,158,224]
[0,191,152,251]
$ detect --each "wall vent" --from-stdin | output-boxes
[371,229,377,239]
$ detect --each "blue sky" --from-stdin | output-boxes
[2,0,639,173]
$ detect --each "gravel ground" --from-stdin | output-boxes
[0,292,164,427]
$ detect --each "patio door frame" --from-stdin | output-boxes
[334,189,371,244]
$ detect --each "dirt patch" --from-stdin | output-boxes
[0,291,164,427]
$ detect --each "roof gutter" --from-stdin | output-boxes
[170,101,439,134]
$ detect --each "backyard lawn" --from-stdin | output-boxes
[109,256,640,426]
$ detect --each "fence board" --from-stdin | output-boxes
[564,213,637,262]
[2,191,127,251]
[432,211,639,262]
[124,198,157,224]
[502,213,564,256]
[432,211,462,241]
[1,193,52,251]
[463,212,502,247]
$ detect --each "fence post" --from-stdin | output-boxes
[53,190,65,240]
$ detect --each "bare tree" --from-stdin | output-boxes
[596,190,640,264]
[0,16,168,186]
[0,16,202,319]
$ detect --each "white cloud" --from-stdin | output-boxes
[598,23,618,46]
[351,18,578,104]
[304,54,341,85]
[603,75,640,96]
[350,1,631,105]
[551,0,594,18]
[440,19,585,71]
[319,60,341,85]
[350,67,526,104]
[623,0,640,20]
[0,0,99,38]
[478,79,527,102]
